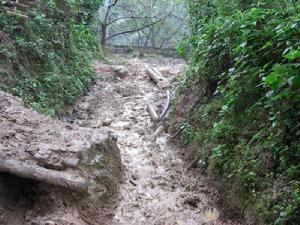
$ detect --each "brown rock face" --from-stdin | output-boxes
[0,91,121,225]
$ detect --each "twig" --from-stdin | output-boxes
[183,158,198,174]
[160,90,170,119]
[170,126,184,139]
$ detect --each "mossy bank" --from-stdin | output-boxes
[0,0,102,116]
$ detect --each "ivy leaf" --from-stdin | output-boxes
[284,49,300,60]
[240,42,247,48]
[264,72,278,85]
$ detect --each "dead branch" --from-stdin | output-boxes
[170,126,184,139]
[160,90,170,120]
[0,159,88,192]
[106,18,163,41]
[147,103,159,122]
[146,68,164,85]
[146,67,169,88]
[107,16,160,26]
[109,0,118,7]
[149,125,165,140]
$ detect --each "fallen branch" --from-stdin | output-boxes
[151,67,164,78]
[147,103,159,122]
[183,158,198,174]
[149,125,165,140]
[0,160,88,192]
[170,126,184,139]
[146,67,164,85]
[106,17,163,41]
[160,90,170,119]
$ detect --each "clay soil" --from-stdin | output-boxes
[63,56,240,225]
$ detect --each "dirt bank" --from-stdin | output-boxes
[0,91,121,225]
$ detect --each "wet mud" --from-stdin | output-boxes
[64,56,239,225]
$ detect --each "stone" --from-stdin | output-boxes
[112,66,129,79]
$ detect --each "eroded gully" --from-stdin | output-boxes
[65,57,239,225]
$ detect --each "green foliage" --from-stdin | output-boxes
[177,0,300,224]
[0,0,102,115]
[179,122,197,146]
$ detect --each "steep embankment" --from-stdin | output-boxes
[174,1,300,224]
[0,0,101,115]
[0,91,121,224]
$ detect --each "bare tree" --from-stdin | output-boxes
[100,0,118,46]
[99,0,179,47]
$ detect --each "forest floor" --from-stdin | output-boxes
[63,55,239,225]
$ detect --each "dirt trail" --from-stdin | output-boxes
[65,56,238,225]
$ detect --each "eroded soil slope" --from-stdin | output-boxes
[65,56,239,225]
[0,91,121,225]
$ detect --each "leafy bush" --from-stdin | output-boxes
[176,0,300,224]
[0,0,102,115]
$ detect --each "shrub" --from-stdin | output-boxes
[176,1,300,224]
[0,0,102,115]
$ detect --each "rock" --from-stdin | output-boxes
[44,221,56,225]
[102,118,113,126]
[131,173,140,180]
[202,208,220,223]
[175,220,186,225]
[112,66,129,79]
[137,129,145,135]
[112,121,131,130]
[78,102,90,111]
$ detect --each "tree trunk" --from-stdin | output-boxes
[101,24,107,46]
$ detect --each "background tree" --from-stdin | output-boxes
[98,0,186,48]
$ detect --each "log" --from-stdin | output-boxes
[0,159,88,192]
[146,67,166,85]
[152,68,168,84]
[160,90,170,119]
[152,68,164,78]
[147,103,159,122]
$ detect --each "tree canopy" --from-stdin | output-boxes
[98,0,186,48]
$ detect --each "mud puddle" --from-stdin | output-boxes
[64,56,239,225]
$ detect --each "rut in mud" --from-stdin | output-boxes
[65,56,238,225]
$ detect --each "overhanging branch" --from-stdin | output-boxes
[109,0,118,7]
[107,16,159,26]
[106,18,163,40]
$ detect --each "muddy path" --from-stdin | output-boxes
[64,56,238,225]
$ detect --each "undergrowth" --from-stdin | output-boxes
[175,1,300,224]
[0,0,102,116]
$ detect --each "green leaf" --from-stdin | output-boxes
[290,76,300,89]
[284,49,300,60]
[264,72,278,85]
